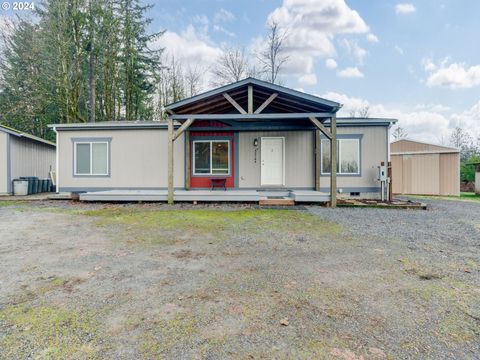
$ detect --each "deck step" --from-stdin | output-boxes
[258,197,295,206]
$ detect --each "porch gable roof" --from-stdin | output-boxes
[165,77,342,116]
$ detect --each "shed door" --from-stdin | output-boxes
[261,137,285,186]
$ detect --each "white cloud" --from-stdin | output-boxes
[321,92,480,144]
[153,25,223,88]
[421,57,437,71]
[366,33,379,43]
[337,67,364,78]
[325,58,338,69]
[395,3,416,14]
[267,0,370,86]
[425,62,480,89]
[341,39,368,64]
[394,45,404,55]
[213,24,235,37]
[415,104,451,113]
[298,73,318,86]
[214,8,236,23]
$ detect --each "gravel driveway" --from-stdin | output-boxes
[0,199,478,359]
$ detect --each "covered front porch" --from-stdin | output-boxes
[79,188,330,203]
[165,78,341,206]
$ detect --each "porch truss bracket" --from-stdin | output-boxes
[309,117,331,139]
[223,93,247,114]
[254,93,278,114]
[173,118,194,141]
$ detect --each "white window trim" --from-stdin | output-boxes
[321,138,360,175]
[192,140,231,176]
[74,141,109,176]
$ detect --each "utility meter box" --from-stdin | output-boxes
[378,165,387,181]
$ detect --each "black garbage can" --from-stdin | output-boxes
[20,176,37,194]
[33,178,40,194]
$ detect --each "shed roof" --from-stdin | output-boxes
[0,124,55,147]
[391,139,459,154]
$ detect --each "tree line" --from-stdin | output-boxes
[0,1,288,141]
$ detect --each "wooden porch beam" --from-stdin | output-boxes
[330,115,337,208]
[248,85,253,114]
[171,112,335,120]
[308,117,332,139]
[173,118,194,141]
[223,93,247,114]
[167,118,174,204]
[254,93,278,114]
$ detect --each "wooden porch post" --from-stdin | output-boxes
[168,118,174,204]
[315,130,321,191]
[330,116,337,208]
[248,85,253,114]
[185,131,191,190]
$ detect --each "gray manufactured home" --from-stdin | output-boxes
[50,78,396,205]
[0,125,56,195]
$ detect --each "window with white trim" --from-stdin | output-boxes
[321,138,360,175]
[74,142,109,176]
[193,140,230,175]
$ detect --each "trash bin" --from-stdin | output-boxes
[33,178,40,194]
[13,179,29,196]
[41,179,47,193]
[20,176,38,194]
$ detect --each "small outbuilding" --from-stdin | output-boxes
[391,139,460,196]
[0,125,56,195]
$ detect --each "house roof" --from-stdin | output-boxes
[165,77,342,115]
[49,117,396,131]
[333,117,397,126]
[0,124,55,147]
[49,121,179,131]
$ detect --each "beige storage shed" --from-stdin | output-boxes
[391,139,460,196]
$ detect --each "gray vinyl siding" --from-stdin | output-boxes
[58,129,185,190]
[238,131,315,188]
[0,132,8,194]
[238,127,388,193]
[319,126,388,192]
[10,136,56,181]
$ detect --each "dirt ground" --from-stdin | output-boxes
[0,199,478,359]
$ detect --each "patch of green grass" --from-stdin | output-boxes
[398,258,444,280]
[83,207,341,245]
[408,192,480,203]
[0,305,102,359]
[0,200,23,207]
[437,312,479,343]
[140,312,200,358]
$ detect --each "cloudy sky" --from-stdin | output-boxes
[150,0,480,144]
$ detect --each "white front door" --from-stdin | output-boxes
[261,137,285,186]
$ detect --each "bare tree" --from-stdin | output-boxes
[392,126,408,140]
[257,21,289,84]
[358,105,370,118]
[185,65,203,97]
[349,106,370,118]
[449,126,475,161]
[211,47,252,86]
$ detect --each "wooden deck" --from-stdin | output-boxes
[79,189,330,203]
